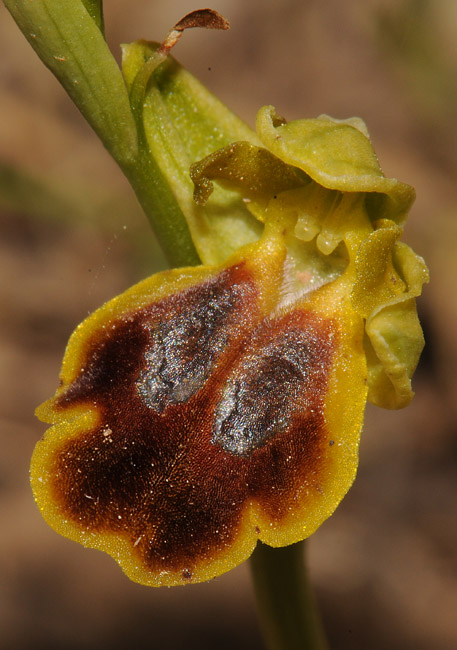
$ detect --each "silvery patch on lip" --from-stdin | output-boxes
[136,271,243,413]
[212,328,315,456]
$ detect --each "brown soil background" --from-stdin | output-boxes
[1,1,456,648]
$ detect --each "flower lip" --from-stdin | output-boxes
[38,303,337,581]
[32,232,367,586]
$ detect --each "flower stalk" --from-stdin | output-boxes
[250,541,329,650]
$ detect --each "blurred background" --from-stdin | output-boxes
[1,0,456,648]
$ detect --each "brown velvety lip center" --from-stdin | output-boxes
[48,265,337,574]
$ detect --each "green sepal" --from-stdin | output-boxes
[121,40,263,265]
[256,106,415,224]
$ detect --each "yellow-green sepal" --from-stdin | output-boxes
[256,105,415,224]
[121,40,263,265]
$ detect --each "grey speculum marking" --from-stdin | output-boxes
[136,275,238,412]
[212,330,312,456]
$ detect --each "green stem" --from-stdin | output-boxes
[122,151,200,268]
[250,541,329,650]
